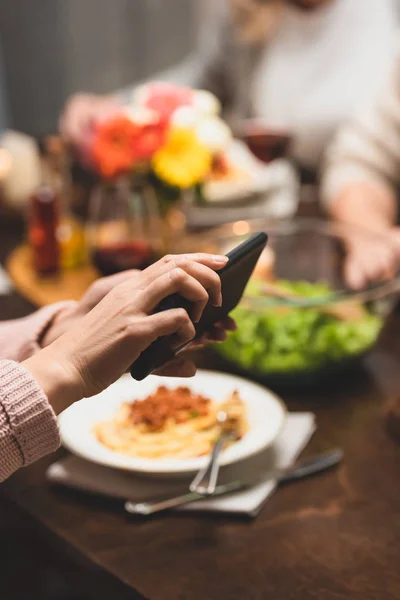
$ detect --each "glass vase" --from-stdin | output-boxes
[151,183,190,255]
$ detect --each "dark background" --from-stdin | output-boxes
[0,0,213,136]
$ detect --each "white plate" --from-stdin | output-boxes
[186,141,299,228]
[204,140,273,204]
[59,370,286,476]
[203,140,299,205]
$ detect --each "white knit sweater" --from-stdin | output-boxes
[322,39,400,207]
[253,0,399,170]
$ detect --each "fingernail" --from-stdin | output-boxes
[212,255,228,266]
[212,292,223,307]
[192,308,201,323]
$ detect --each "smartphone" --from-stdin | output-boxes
[130,231,268,380]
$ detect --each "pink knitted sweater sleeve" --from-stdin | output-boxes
[0,302,75,362]
[0,302,75,481]
[0,360,60,482]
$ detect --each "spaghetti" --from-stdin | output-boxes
[93,386,248,459]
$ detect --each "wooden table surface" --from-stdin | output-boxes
[1,214,400,600]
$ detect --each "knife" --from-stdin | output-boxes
[124,448,343,516]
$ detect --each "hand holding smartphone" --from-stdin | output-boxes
[130,232,268,380]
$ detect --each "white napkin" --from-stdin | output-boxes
[47,412,315,517]
[0,264,12,295]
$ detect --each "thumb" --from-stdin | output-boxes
[155,358,197,378]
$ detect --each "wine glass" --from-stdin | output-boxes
[239,118,292,164]
[87,177,162,276]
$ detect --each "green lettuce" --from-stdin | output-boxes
[217,281,382,374]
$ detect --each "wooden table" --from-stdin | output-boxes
[1,217,400,600]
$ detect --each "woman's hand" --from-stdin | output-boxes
[41,268,236,379]
[41,269,142,347]
[156,316,237,378]
[24,253,229,412]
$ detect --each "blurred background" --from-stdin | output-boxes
[0,0,212,136]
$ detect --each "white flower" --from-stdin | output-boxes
[196,116,232,153]
[171,106,201,129]
[123,105,160,125]
[192,90,221,116]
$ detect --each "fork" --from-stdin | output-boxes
[125,449,344,516]
[189,411,233,495]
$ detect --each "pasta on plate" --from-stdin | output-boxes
[93,386,248,460]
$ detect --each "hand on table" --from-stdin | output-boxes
[25,253,235,411]
[344,227,400,289]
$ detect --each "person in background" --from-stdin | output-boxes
[322,47,400,289]
[0,254,235,482]
[60,0,399,175]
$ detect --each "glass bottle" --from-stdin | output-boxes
[28,144,60,276]
[45,136,87,270]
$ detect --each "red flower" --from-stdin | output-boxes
[132,120,168,162]
[139,83,194,122]
[92,116,137,179]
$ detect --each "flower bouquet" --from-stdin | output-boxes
[77,83,233,272]
[89,83,232,200]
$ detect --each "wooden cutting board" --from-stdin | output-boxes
[6,244,99,306]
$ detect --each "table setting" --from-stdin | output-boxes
[16,199,395,523]
[3,203,400,600]
[2,79,400,600]
[46,370,329,518]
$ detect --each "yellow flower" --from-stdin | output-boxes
[152,127,211,188]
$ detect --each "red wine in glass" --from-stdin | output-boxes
[93,240,156,275]
[241,119,291,164]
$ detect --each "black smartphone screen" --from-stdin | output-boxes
[130,231,268,380]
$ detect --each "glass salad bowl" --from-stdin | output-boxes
[173,219,400,383]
